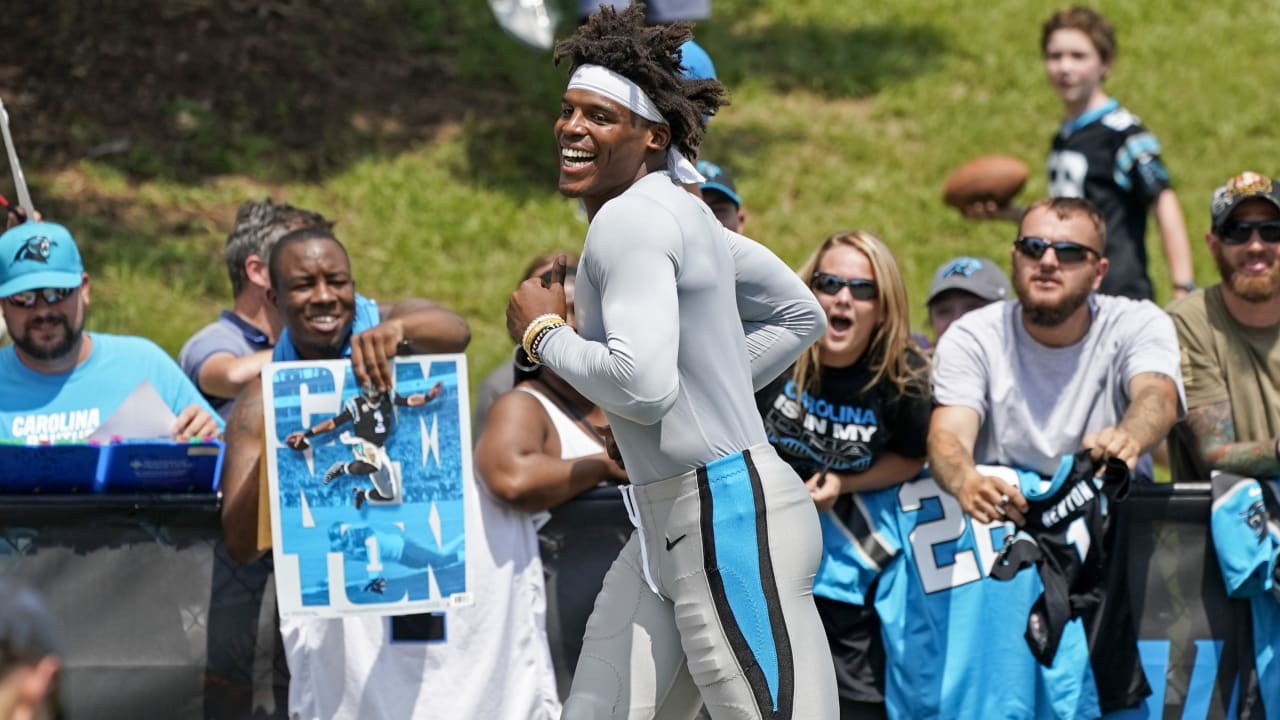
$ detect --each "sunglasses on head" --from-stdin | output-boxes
[1014,236,1099,264]
[811,272,877,300]
[1218,220,1280,246]
[3,285,79,309]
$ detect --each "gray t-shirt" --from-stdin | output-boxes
[932,294,1184,480]
[539,171,825,483]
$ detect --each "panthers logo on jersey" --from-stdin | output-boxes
[1241,498,1267,543]
[12,235,56,264]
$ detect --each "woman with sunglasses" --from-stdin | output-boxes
[755,230,931,720]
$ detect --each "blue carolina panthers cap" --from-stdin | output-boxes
[679,39,717,81]
[0,221,84,297]
[926,256,1009,305]
[696,159,741,208]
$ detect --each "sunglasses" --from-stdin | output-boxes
[811,272,877,300]
[1219,220,1280,246]
[4,286,79,309]
[538,265,578,285]
[1014,237,1099,264]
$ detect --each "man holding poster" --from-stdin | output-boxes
[221,227,561,719]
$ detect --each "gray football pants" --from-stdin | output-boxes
[562,444,839,720]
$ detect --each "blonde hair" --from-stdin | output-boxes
[791,230,927,399]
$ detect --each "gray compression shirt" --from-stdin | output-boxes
[538,170,826,483]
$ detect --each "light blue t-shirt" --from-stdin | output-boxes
[0,333,222,443]
[272,295,380,362]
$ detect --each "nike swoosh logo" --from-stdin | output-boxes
[665,534,688,551]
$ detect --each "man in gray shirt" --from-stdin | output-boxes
[929,197,1183,525]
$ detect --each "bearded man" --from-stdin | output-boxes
[928,196,1183,523]
[1168,172,1280,481]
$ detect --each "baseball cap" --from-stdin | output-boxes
[696,159,740,208]
[1209,171,1280,234]
[0,221,84,297]
[0,584,62,671]
[926,256,1010,305]
[679,39,717,81]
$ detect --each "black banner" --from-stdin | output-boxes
[0,485,1264,718]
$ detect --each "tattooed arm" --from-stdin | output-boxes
[1185,399,1280,477]
[1084,371,1179,471]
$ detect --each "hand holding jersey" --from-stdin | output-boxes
[1081,424,1142,470]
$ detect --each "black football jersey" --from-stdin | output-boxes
[1047,100,1173,300]
[990,450,1130,666]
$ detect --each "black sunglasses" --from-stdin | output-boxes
[811,272,877,300]
[4,285,79,309]
[1219,220,1280,246]
[1014,236,1099,264]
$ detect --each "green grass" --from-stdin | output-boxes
[8,0,1280,397]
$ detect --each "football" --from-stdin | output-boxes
[942,154,1029,209]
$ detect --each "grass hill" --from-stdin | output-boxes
[1,0,1276,394]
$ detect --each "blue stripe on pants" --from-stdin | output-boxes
[704,451,782,712]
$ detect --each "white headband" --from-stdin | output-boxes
[567,64,705,185]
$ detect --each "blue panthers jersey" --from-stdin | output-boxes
[1210,473,1280,720]
[817,470,1100,719]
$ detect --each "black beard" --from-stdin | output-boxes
[13,315,82,361]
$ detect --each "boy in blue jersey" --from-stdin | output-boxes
[967,6,1194,302]
[0,221,221,444]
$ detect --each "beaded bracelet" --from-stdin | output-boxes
[521,313,566,365]
[529,321,566,364]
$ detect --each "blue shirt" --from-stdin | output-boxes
[272,294,380,362]
[820,472,1100,719]
[0,333,222,443]
[1210,474,1280,720]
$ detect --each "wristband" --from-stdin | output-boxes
[521,313,566,365]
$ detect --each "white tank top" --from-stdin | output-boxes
[516,385,605,459]
[281,423,562,719]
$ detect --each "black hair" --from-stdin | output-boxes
[267,226,349,291]
[553,2,727,162]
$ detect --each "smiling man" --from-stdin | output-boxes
[0,221,221,444]
[1168,172,1280,481]
[220,225,470,562]
[505,5,836,719]
[217,227,505,720]
[929,197,1183,524]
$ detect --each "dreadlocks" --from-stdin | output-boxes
[553,3,727,163]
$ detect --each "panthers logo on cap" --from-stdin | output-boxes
[696,160,724,180]
[940,257,983,278]
[12,235,58,264]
